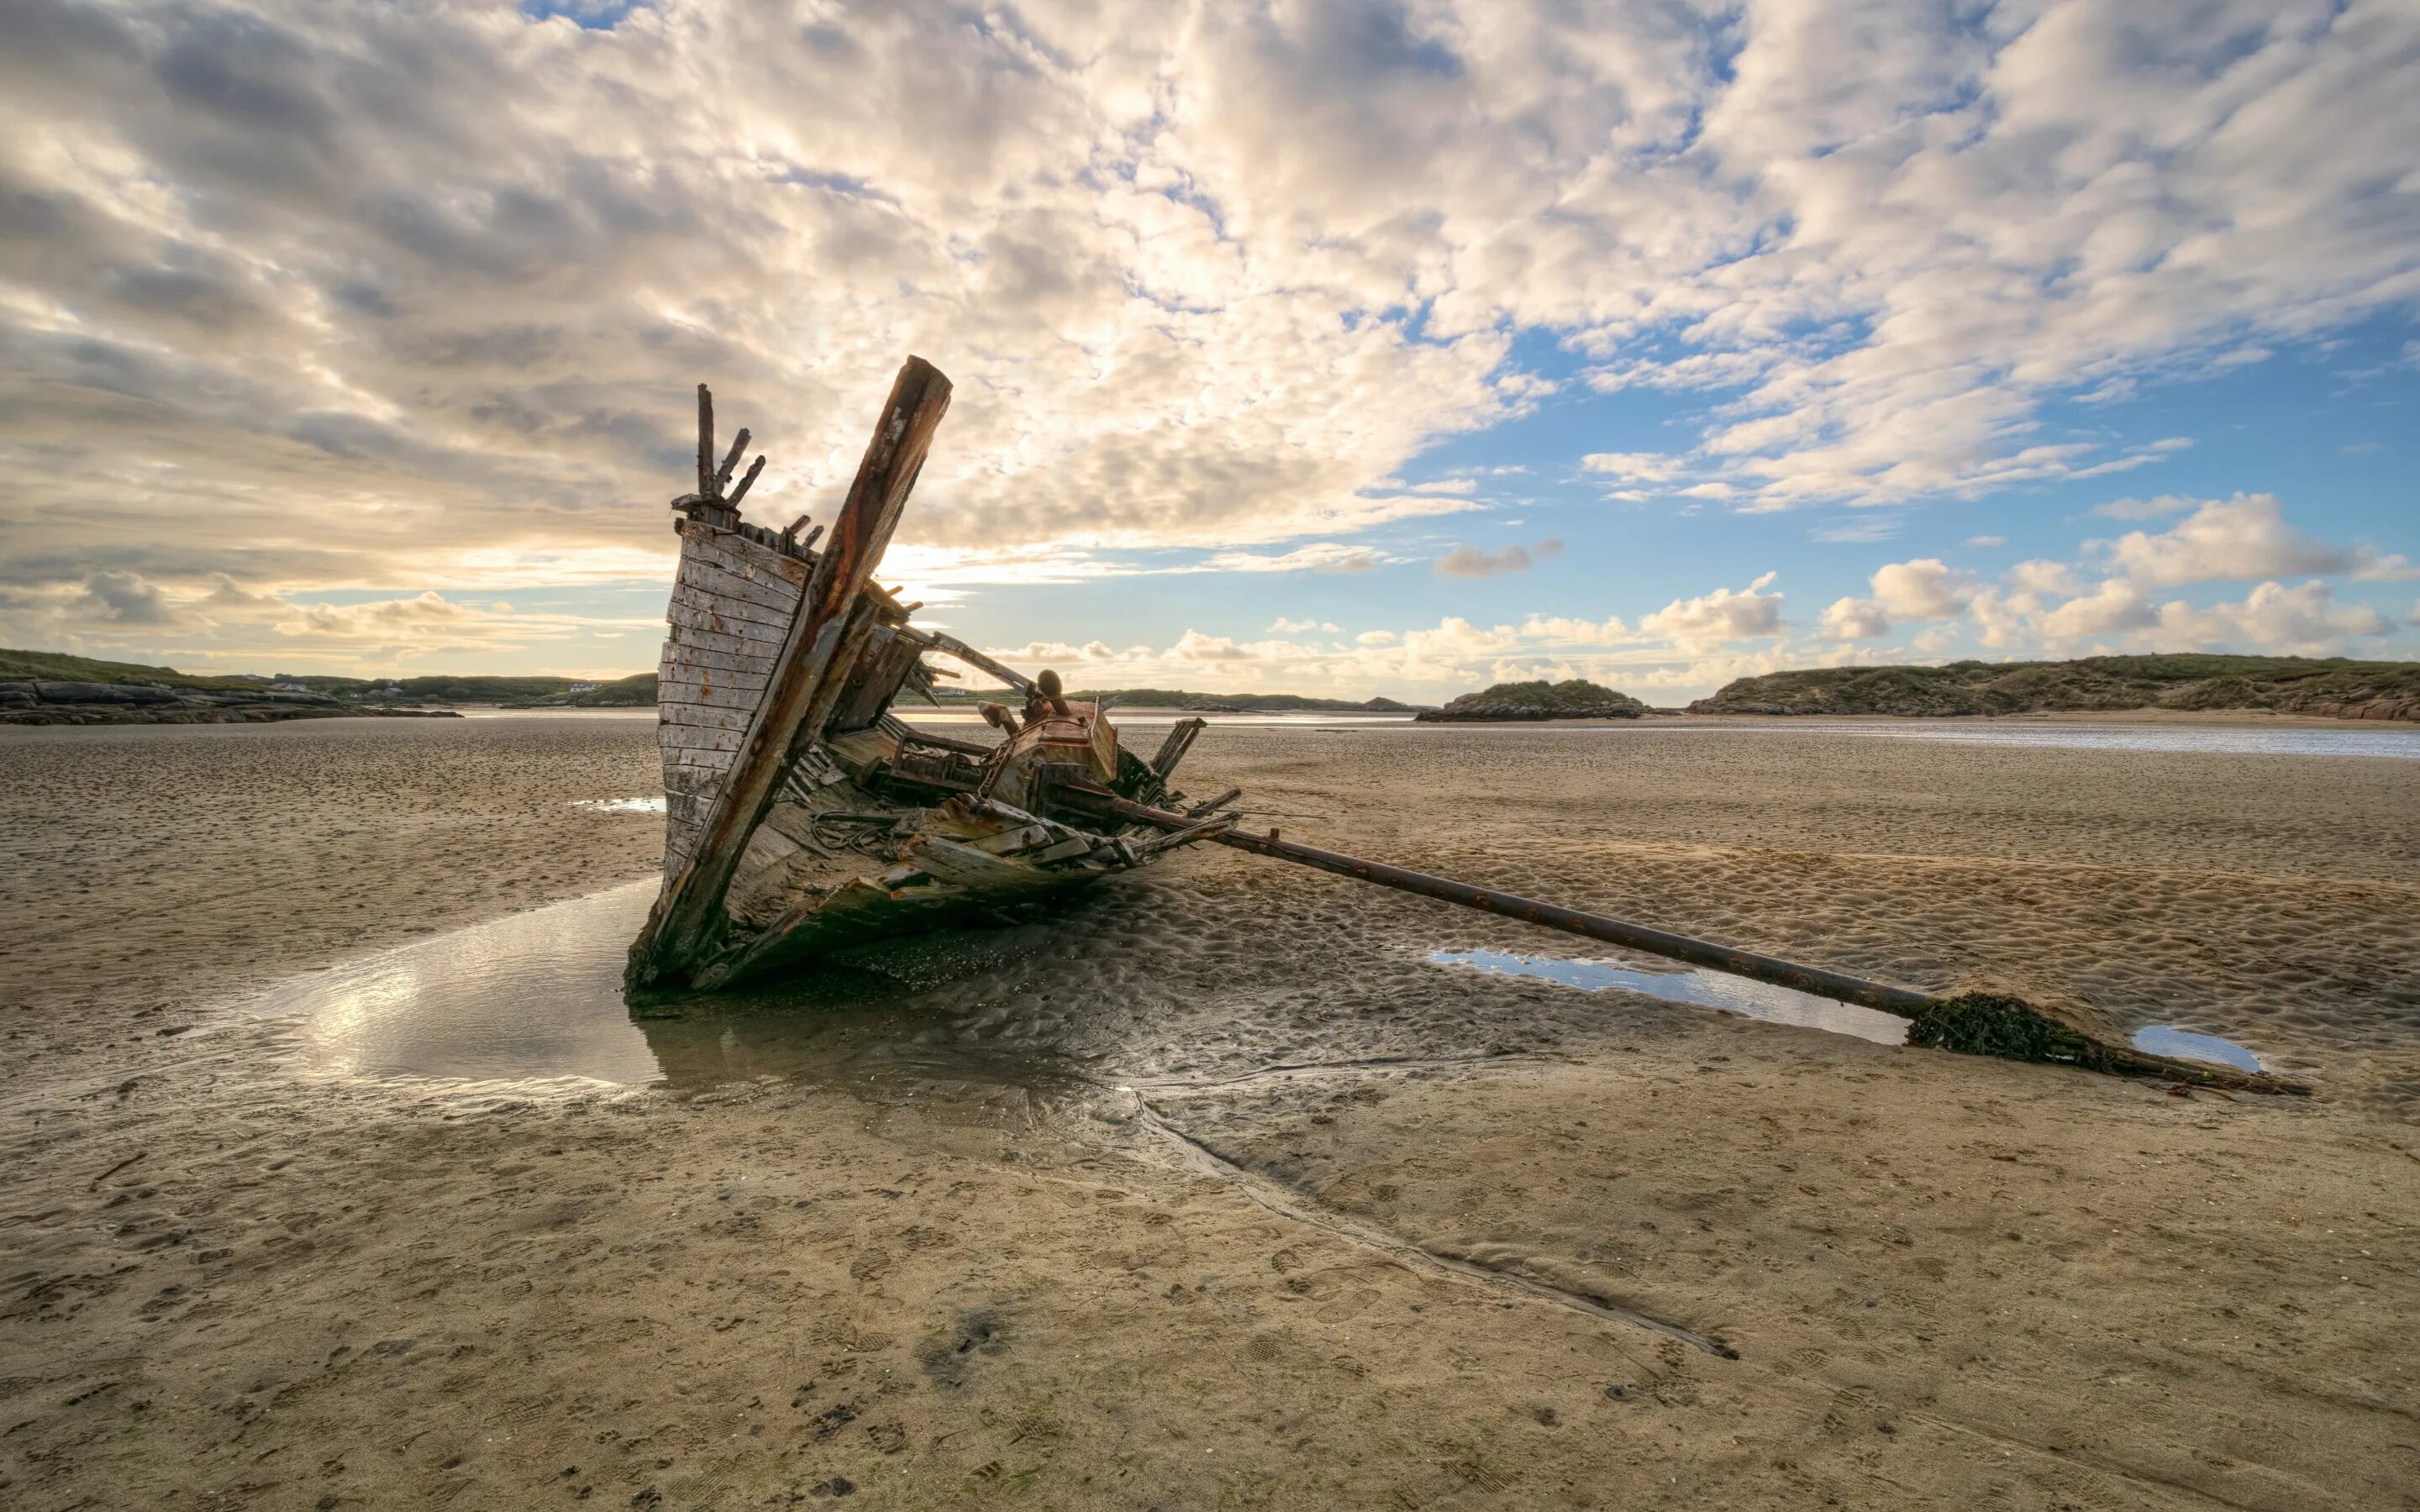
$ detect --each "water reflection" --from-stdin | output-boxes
[1428,948,1911,1046]
[2130,1024,2264,1072]
[245,880,1094,1106]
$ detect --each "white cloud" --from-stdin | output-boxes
[2,0,2415,676]
[1581,452,1689,484]
[1268,617,1341,633]
[1198,544,1394,575]
[2038,578,2159,642]
[1870,559,1975,621]
[2103,494,2379,586]
[0,571,655,675]
[2007,559,2083,597]
[1639,571,1786,653]
[2094,496,2198,522]
[2151,580,2393,657]
[1820,556,1973,641]
[1964,535,2006,549]
[1820,596,1892,642]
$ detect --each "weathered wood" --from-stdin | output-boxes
[667,585,794,633]
[714,428,751,492]
[915,631,1033,692]
[656,678,766,713]
[1186,786,1242,816]
[679,524,811,585]
[659,642,777,680]
[677,558,802,617]
[1150,717,1207,779]
[660,701,755,733]
[825,622,926,734]
[634,355,954,984]
[658,665,771,700]
[879,713,992,756]
[729,455,766,507]
[696,384,715,496]
[664,602,790,648]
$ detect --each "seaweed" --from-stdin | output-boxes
[1907,992,2101,1063]
[1907,992,2308,1094]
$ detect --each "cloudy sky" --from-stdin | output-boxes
[1,0,2414,700]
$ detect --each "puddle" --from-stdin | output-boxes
[2131,1024,2263,1073]
[572,796,667,814]
[243,880,1095,1107]
[1428,948,1910,1047]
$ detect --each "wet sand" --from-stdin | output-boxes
[3,715,2417,1509]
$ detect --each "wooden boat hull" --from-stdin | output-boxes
[628,365,1215,991]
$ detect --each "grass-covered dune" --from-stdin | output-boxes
[0,647,262,690]
[1690,654,2419,722]
[1415,678,1649,722]
[0,648,657,707]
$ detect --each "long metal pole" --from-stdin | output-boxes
[1098,795,1939,1017]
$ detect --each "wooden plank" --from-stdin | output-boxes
[660,702,754,733]
[677,550,802,612]
[668,582,795,633]
[825,624,923,733]
[660,646,772,678]
[681,528,808,588]
[665,765,726,797]
[656,678,765,713]
[916,631,1033,692]
[677,559,801,618]
[633,355,954,985]
[661,728,745,759]
[659,642,779,680]
[659,674,771,706]
[678,526,812,586]
[666,599,790,643]
[660,623,786,664]
[1150,717,1207,779]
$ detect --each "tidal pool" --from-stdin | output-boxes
[2130,1024,2264,1072]
[242,881,1080,1105]
[1427,948,1912,1046]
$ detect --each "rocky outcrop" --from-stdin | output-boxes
[1416,678,1649,722]
[1688,655,2419,722]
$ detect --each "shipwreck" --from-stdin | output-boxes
[627,357,2304,1095]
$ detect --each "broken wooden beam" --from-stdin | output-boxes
[1150,717,1206,779]
[729,455,766,507]
[714,427,752,493]
[1080,792,2308,1094]
[630,357,954,985]
[916,631,1034,692]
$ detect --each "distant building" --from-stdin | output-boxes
[568,682,599,693]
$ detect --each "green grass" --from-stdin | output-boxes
[1692,654,2420,717]
[0,648,260,690]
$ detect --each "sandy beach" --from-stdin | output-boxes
[3,713,2416,1509]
